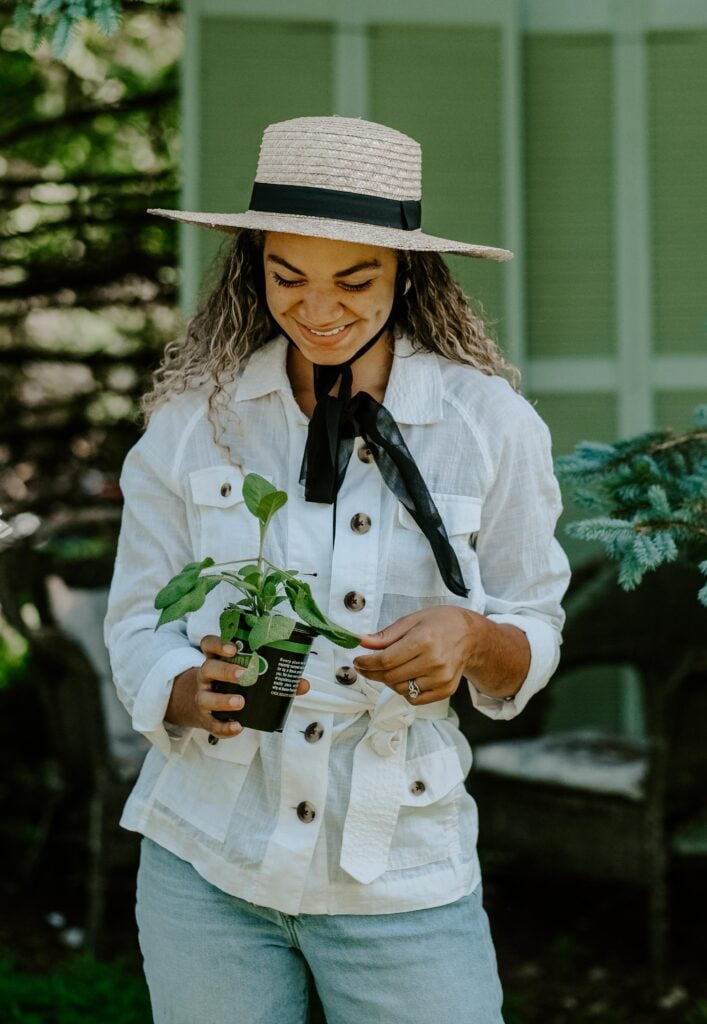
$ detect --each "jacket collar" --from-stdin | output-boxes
[236,333,443,425]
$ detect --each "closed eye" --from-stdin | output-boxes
[272,272,374,293]
[272,272,304,288]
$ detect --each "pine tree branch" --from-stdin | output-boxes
[649,431,707,453]
[635,520,707,539]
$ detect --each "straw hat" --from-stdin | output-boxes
[149,116,513,261]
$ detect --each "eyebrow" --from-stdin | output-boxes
[266,255,382,278]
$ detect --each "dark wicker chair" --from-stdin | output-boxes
[0,511,146,954]
[456,560,707,983]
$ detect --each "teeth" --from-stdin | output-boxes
[308,325,348,337]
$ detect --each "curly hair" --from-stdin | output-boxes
[142,229,520,424]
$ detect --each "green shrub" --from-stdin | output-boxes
[0,955,151,1024]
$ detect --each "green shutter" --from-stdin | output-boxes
[197,17,334,284]
[369,24,505,330]
[524,34,614,358]
[648,30,707,354]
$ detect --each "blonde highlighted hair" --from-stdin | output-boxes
[143,229,520,420]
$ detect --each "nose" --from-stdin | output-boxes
[297,286,344,327]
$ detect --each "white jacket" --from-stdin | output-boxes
[105,333,571,915]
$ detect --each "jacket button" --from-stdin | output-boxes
[410,780,426,796]
[350,513,372,534]
[357,444,374,463]
[220,482,232,497]
[344,591,366,611]
[296,801,316,823]
[335,665,357,686]
[304,722,324,743]
[207,734,219,746]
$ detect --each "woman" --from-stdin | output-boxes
[105,116,571,1024]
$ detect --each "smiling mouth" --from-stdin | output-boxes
[297,322,353,339]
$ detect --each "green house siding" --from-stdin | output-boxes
[648,31,707,354]
[370,25,504,329]
[524,34,615,358]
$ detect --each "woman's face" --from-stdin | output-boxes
[263,232,398,365]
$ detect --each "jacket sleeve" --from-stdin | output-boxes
[469,397,571,720]
[104,413,206,756]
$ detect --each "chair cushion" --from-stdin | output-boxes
[472,729,648,800]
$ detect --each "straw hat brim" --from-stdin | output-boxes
[148,208,513,262]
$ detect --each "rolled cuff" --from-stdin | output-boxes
[132,646,207,757]
[468,614,560,720]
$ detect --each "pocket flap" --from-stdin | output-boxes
[400,745,465,806]
[192,725,260,764]
[398,494,482,536]
[189,465,246,508]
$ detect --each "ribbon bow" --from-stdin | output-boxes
[298,330,469,598]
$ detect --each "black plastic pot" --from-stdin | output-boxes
[211,621,318,732]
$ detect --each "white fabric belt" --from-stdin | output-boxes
[294,679,449,884]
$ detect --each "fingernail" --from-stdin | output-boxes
[228,696,243,708]
[223,643,236,655]
[229,722,241,733]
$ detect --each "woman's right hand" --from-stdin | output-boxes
[165,634,310,739]
[165,635,248,738]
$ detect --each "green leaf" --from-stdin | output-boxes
[238,651,261,686]
[156,575,221,627]
[247,613,295,651]
[242,473,276,520]
[258,490,288,525]
[241,473,287,526]
[219,606,242,644]
[238,564,260,578]
[284,580,360,648]
[154,558,215,609]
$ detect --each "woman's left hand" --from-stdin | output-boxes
[355,607,531,703]
[353,605,482,705]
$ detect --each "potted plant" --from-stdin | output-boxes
[154,473,360,732]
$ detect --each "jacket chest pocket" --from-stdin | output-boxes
[153,728,260,842]
[189,465,261,564]
[385,494,482,598]
[387,746,466,871]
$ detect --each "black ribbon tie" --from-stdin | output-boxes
[298,331,469,599]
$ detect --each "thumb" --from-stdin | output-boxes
[358,620,410,650]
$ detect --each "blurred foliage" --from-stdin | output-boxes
[0,625,27,689]
[0,955,150,1022]
[13,0,123,59]
[0,0,183,534]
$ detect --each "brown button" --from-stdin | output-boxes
[296,801,316,823]
[357,444,374,464]
[350,513,372,534]
[335,665,358,686]
[220,482,232,498]
[304,722,324,743]
[410,780,426,796]
[344,591,366,612]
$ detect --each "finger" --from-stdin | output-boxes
[200,635,237,658]
[198,689,246,713]
[357,654,427,687]
[357,613,422,651]
[205,719,243,739]
[297,677,310,695]
[393,678,456,705]
[354,635,421,676]
[197,658,247,686]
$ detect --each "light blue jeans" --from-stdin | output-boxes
[136,838,505,1024]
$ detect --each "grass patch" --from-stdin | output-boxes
[0,955,150,1024]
